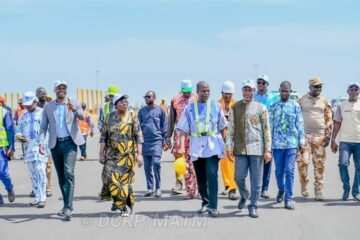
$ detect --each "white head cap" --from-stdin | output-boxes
[242,79,256,89]
[22,91,38,106]
[112,93,129,105]
[54,80,68,89]
[348,81,360,89]
[257,74,269,83]
[180,79,193,93]
[221,81,235,94]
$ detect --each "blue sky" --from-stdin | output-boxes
[1,0,359,105]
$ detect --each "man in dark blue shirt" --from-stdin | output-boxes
[138,91,168,198]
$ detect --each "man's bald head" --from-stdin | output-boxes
[196,81,210,102]
[196,81,209,92]
[280,81,292,89]
[279,81,292,102]
[36,87,47,102]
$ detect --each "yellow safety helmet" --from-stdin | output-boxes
[107,85,120,95]
[173,155,187,175]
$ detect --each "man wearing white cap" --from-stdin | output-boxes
[166,79,198,198]
[331,82,360,201]
[254,74,278,199]
[39,80,85,220]
[218,81,238,200]
[16,92,49,208]
[227,79,272,218]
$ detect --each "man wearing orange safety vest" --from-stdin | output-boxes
[14,98,26,125]
[218,81,238,200]
[78,103,94,161]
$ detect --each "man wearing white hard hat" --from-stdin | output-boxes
[331,82,360,201]
[39,80,85,220]
[218,81,238,200]
[253,74,278,199]
[226,79,272,218]
[166,79,198,198]
[16,92,49,208]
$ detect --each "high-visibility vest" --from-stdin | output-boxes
[191,100,216,137]
[0,106,10,147]
[102,103,111,119]
[78,110,91,134]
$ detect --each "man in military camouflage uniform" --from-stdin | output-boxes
[297,78,333,200]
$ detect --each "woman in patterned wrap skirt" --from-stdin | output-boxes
[99,94,143,217]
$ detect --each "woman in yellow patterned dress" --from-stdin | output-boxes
[99,94,143,217]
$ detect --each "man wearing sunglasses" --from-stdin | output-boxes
[297,78,333,201]
[253,74,278,199]
[331,82,360,201]
[138,91,168,198]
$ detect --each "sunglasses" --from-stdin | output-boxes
[257,81,267,86]
[144,96,152,99]
[312,85,322,89]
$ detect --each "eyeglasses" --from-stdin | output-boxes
[257,81,266,86]
[144,96,151,99]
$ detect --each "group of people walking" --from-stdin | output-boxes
[0,76,359,221]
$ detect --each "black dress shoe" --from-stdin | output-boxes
[197,205,209,214]
[248,207,259,218]
[238,197,247,210]
[342,190,350,200]
[111,204,117,212]
[284,200,295,210]
[277,190,285,203]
